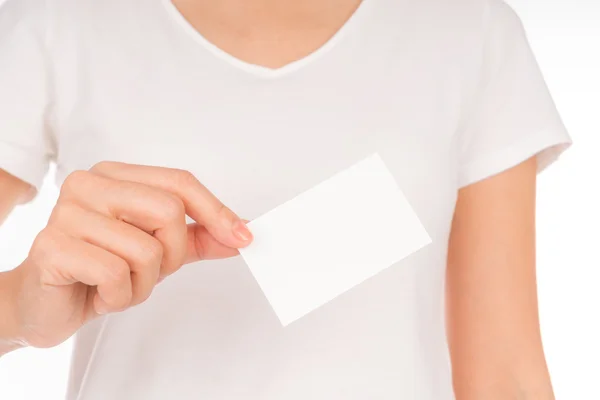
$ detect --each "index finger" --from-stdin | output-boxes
[90,162,253,249]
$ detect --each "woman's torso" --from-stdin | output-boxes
[39,0,488,398]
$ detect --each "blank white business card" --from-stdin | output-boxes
[239,154,431,326]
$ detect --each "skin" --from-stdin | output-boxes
[0,0,554,398]
[0,163,253,350]
[171,0,364,69]
[448,157,554,399]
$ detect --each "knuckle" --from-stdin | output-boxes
[138,238,164,267]
[159,195,185,223]
[103,258,130,284]
[216,202,229,218]
[212,202,235,224]
[90,161,117,174]
[48,200,76,225]
[61,170,90,195]
[174,169,197,186]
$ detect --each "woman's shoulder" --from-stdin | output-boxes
[389,0,517,28]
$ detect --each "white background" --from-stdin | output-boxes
[1,0,599,399]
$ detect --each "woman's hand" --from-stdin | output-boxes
[7,162,253,349]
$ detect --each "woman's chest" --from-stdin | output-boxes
[55,60,464,241]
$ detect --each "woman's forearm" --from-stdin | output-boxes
[454,371,555,400]
[0,171,34,356]
[0,268,25,357]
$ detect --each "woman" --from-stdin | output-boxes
[0,0,571,398]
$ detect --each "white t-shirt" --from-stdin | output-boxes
[0,0,571,398]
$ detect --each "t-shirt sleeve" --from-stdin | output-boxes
[0,0,56,192]
[457,0,572,188]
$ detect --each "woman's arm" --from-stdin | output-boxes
[0,169,34,355]
[0,169,33,224]
[447,157,554,399]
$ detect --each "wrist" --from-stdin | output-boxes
[0,267,26,356]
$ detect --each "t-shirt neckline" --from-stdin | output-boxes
[161,0,371,79]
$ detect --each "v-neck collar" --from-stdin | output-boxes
[161,0,372,79]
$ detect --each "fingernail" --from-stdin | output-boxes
[232,220,252,242]
[96,305,109,315]
[95,298,110,315]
